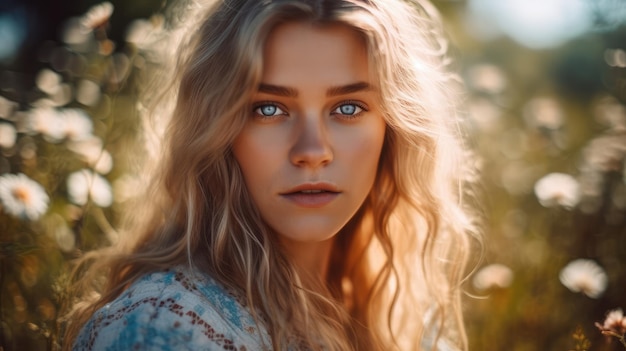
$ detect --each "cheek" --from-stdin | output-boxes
[339,121,386,172]
[233,124,287,161]
[232,131,264,189]
[232,127,286,201]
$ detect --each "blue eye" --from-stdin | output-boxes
[261,105,277,116]
[254,103,286,117]
[340,105,357,115]
[332,102,365,117]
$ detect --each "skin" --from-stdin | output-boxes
[232,21,386,280]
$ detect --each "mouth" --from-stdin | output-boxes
[285,189,339,194]
[280,183,341,208]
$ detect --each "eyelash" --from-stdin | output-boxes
[331,100,368,120]
[251,100,369,120]
[252,101,288,120]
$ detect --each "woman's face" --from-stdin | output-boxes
[233,21,386,248]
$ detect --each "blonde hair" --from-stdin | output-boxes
[63,0,478,350]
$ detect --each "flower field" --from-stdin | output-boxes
[0,1,624,350]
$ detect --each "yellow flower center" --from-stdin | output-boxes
[12,186,31,204]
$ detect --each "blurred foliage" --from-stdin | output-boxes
[435,2,626,351]
[0,1,625,351]
[0,2,150,349]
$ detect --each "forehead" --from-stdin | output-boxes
[261,21,370,84]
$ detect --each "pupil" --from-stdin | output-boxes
[261,105,277,116]
[340,105,356,115]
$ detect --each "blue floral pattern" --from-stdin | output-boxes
[73,266,271,350]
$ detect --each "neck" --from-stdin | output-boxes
[281,237,335,289]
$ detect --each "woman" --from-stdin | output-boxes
[64,0,477,350]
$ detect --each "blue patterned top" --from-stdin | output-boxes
[73,266,456,351]
[73,266,271,350]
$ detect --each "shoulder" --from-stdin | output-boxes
[73,266,270,351]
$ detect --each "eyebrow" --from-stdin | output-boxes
[257,81,371,98]
[258,84,298,97]
[326,82,371,97]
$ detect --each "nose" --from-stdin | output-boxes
[289,116,333,168]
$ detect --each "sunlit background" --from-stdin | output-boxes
[0,0,625,350]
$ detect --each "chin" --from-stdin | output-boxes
[272,221,345,244]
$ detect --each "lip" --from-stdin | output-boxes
[280,182,341,208]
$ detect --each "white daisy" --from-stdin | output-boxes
[62,17,91,45]
[0,123,17,149]
[467,64,507,94]
[592,95,626,130]
[125,17,164,50]
[125,19,153,47]
[67,169,112,207]
[35,68,62,96]
[559,259,608,298]
[81,2,114,30]
[45,213,76,252]
[66,137,114,174]
[472,263,514,291]
[0,173,49,220]
[26,107,66,142]
[0,95,18,118]
[534,172,580,209]
[76,79,101,106]
[524,97,564,130]
[55,223,76,252]
[61,108,93,141]
[605,49,626,68]
[92,150,113,174]
[50,83,73,107]
[598,309,626,335]
[467,98,502,132]
[67,136,103,163]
